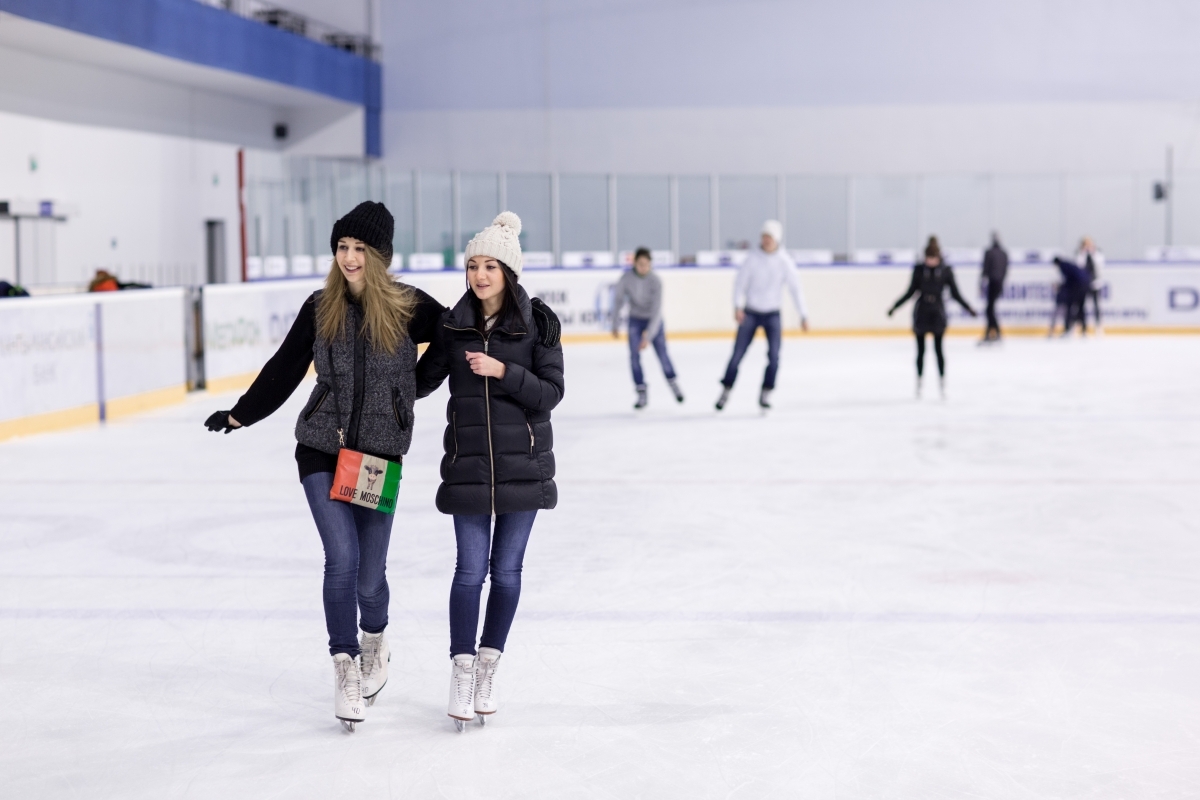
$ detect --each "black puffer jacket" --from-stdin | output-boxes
[416,285,565,515]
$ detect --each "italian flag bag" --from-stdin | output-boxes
[322,346,402,514]
[331,449,402,514]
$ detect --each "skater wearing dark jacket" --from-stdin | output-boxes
[414,211,565,730]
[204,201,447,732]
[980,234,1008,342]
[888,236,976,398]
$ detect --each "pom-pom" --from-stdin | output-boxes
[492,211,522,236]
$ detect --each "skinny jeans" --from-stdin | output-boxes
[302,472,393,657]
[627,317,677,388]
[449,511,537,658]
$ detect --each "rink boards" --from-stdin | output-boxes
[2,263,1198,440]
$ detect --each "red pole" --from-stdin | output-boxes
[238,148,248,282]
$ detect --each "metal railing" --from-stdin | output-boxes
[194,0,378,60]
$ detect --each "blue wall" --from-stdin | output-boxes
[1,0,382,155]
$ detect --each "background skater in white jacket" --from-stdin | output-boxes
[716,220,809,410]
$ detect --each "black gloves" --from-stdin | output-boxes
[531,297,562,348]
[205,410,236,434]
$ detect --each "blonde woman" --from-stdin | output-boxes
[204,202,446,731]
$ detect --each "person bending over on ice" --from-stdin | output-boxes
[203,201,447,732]
[715,219,808,411]
[888,236,976,399]
[612,247,684,409]
[415,212,565,732]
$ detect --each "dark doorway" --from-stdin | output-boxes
[205,220,226,284]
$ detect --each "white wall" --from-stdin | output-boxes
[381,1,1200,259]
[0,109,240,288]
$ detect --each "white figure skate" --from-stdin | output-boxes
[360,631,390,706]
[447,654,476,732]
[333,653,365,732]
[473,647,501,725]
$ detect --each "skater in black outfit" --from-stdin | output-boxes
[888,237,977,398]
[203,202,447,731]
[415,212,565,731]
[980,234,1008,343]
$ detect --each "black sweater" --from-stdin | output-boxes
[229,287,446,480]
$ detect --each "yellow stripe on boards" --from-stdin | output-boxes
[563,326,1200,345]
[107,385,188,420]
[204,370,262,395]
[0,404,99,443]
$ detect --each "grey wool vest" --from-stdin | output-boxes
[294,298,418,461]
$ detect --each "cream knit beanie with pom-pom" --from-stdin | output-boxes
[464,211,523,277]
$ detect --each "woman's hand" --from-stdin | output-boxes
[465,351,507,379]
[204,410,241,434]
[638,335,649,351]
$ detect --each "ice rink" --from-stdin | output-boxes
[3,333,1199,799]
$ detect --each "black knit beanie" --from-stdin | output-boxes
[330,201,394,261]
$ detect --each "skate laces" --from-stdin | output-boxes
[475,659,497,702]
[337,657,362,704]
[360,635,382,679]
[453,659,475,707]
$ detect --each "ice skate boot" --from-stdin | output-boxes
[758,388,772,409]
[447,654,476,731]
[939,376,946,400]
[915,376,923,399]
[715,387,731,411]
[473,647,501,725]
[333,653,365,732]
[668,378,685,403]
[360,630,390,706]
[634,385,648,410]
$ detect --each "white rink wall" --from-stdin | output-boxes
[4,263,1198,438]
[0,289,187,438]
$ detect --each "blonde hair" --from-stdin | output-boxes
[316,244,416,354]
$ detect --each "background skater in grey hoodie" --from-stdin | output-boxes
[612,247,684,409]
[716,220,808,411]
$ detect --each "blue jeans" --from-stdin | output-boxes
[721,309,782,390]
[449,511,537,658]
[302,472,394,657]
[628,317,677,388]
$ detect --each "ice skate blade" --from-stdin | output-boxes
[340,720,356,733]
[452,718,468,732]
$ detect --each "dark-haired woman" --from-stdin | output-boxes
[888,237,976,398]
[415,211,565,731]
[204,201,447,731]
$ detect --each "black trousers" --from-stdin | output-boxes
[915,331,945,377]
[1086,288,1102,327]
[984,282,1003,339]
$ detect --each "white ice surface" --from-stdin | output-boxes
[2,335,1200,799]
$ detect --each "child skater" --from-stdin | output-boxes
[612,247,684,408]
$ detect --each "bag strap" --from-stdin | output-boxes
[325,344,346,449]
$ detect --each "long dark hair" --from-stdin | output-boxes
[468,262,526,334]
